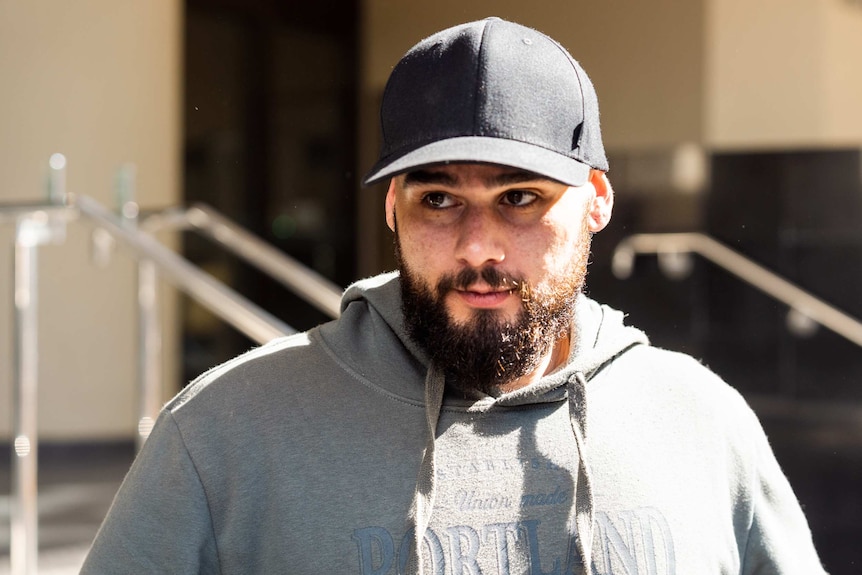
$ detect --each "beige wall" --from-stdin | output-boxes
[361,0,705,152]
[706,0,862,148]
[822,1,862,145]
[0,0,182,440]
[362,0,862,154]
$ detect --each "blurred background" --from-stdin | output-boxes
[1,0,860,573]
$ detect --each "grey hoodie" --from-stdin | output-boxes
[82,272,825,574]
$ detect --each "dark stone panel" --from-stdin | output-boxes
[784,243,862,402]
[588,256,707,360]
[705,149,862,398]
[780,150,862,234]
[594,148,862,574]
[704,149,862,574]
[707,151,785,247]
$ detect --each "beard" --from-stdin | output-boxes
[396,215,592,396]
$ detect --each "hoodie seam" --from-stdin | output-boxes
[737,405,760,573]
[473,18,493,134]
[165,411,223,574]
[310,328,428,410]
[582,341,644,382]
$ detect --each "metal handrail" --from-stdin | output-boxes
[2,193,297,575]
[0,198,296,342]
[135,203,343,454]
[612,232,862,348]
[73,195,297,342]
[3,154,350,575]
[141,203,343,319]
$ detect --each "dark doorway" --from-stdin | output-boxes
[183,0,358,380]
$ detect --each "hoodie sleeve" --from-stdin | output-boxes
[80,411,220,574]
[738,405,827,575]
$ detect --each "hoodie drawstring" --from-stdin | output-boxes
[409,368,594,575]
[409,364,446,575]
[567,372,594,575]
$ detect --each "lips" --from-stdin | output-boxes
[454,286,515,308]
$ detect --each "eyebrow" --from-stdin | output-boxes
[402,168,554,188]
[402,170,457,187]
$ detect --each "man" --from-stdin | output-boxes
[82,17,825,574]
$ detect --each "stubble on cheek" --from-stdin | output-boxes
[391,208,593,395]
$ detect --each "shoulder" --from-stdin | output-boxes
[590,343,770,490]
[153,328,347,463]
[612,344,739,393]
[165,329,326,416]
[597,343,761,432]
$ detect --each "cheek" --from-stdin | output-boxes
[395,224,451,280]
[394,203,451,257]
[400,225,443,258]
[532,218,589,280]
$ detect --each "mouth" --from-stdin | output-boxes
[452,285,516,309]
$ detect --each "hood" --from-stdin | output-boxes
[335,271,648,405]
[326,271,648,574]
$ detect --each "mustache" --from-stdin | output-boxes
[436,267,524,294]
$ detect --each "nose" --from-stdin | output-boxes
[454,207,506,268]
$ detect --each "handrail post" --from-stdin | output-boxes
[116,163,162,449]
[10,153,69,575]
[136,259,161,447]
[12,223,40,575]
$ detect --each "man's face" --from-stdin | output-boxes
[386,163,611,394]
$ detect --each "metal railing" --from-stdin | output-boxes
[76,194,297,342]
[141,203,342,319]
[612,232,862,348]
[2,155,343,575]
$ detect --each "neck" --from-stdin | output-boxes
[498,330,571,393]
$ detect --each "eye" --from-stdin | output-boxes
[422,192,456,209]
[501,189,537,207]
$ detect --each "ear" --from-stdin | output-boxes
[384,179,397,232]
[587,170,613,233]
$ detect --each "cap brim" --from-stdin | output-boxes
[362,136,592,187]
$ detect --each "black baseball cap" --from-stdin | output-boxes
[363,17,608,187]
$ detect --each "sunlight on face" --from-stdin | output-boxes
[390,163,596,394]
